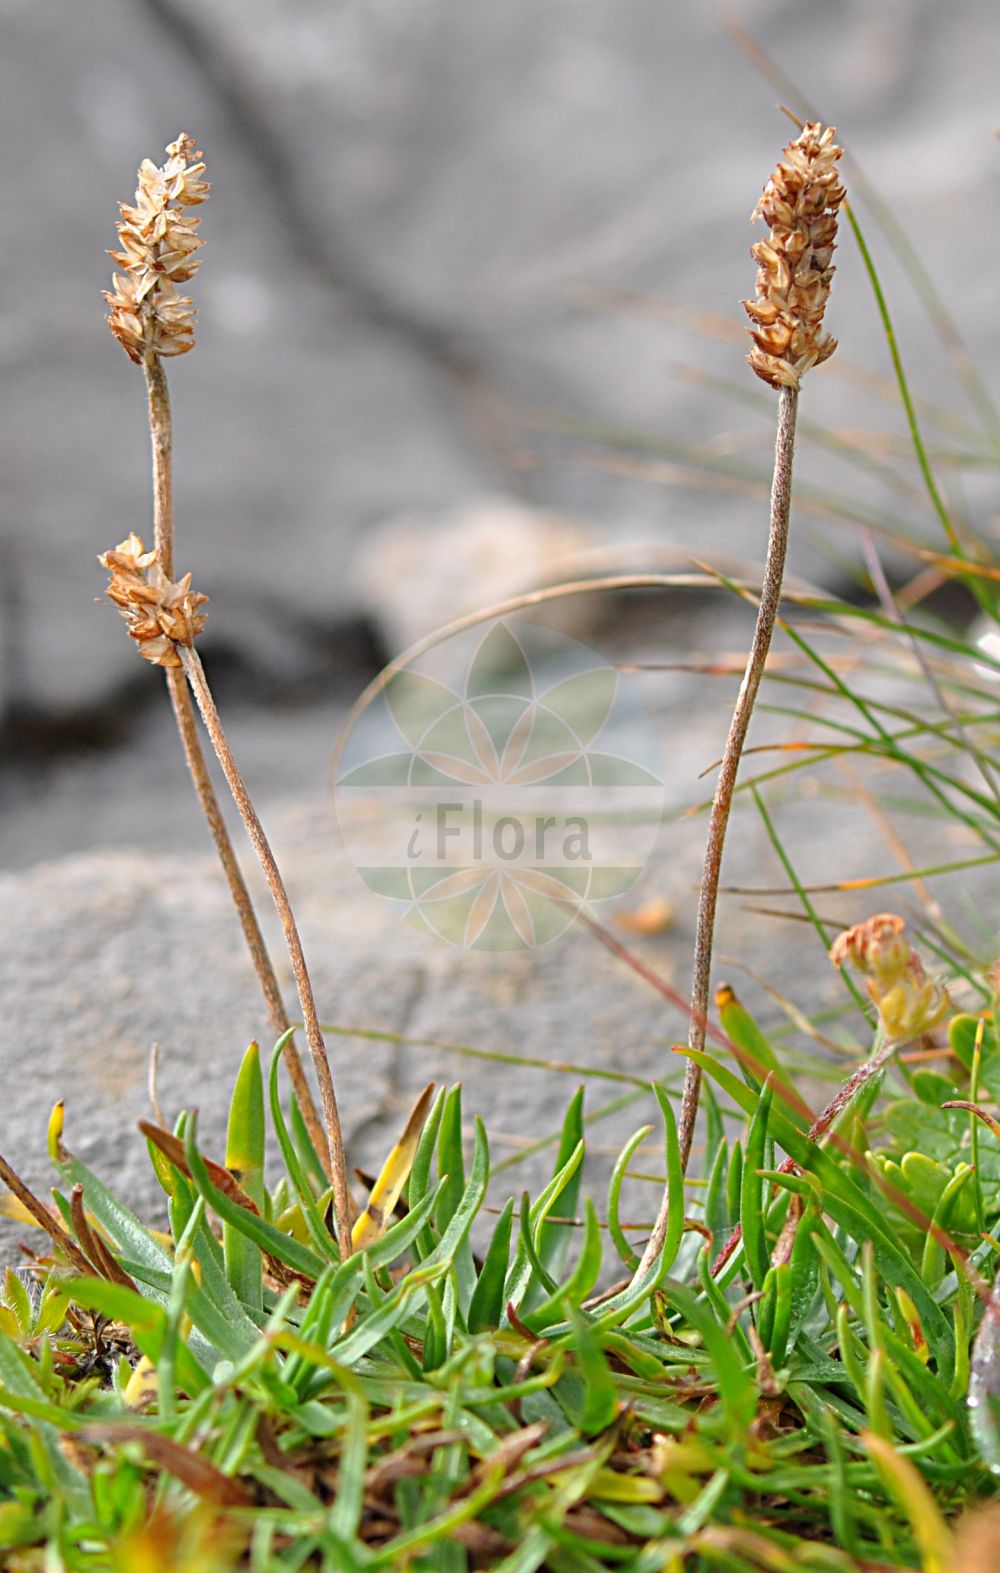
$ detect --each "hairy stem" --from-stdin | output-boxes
[636,384,799,1280]
[180,644,353,1257]
[142,357,330,1177]
[145,358,175,577]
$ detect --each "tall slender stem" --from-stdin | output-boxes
[635,384,798,1279]
[145,358,174,577]
[141,357,331,1178]
[180,644,353,1257]
[165,668,284,1026]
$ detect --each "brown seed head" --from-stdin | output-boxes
[104,134,209,365]
[743,122,845,391]
[99,533,207,667]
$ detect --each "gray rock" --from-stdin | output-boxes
[0,0,496,722]
[353,497,597,654]
[4,0,999,724]
[148,0,1000,575]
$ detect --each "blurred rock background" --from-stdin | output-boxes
[1,0,998,1219]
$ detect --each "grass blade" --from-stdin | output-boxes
[740,1074,773,1291]
[468,1196,515,1334]
[224,1041,265,1309]
[353,1084,434,1251]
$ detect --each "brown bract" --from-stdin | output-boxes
[829,912,909,983]
[743,122,845,391]
[104,133,209,364]
[99,533,207,667]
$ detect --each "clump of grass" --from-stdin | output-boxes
[2,106,1000,1571]
[1,962,998,1570]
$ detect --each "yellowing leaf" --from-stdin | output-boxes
[352,1085,434,1250]
[123,1355,159,1411]
[864,1430,952,1573]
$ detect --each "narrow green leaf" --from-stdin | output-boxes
[468,1196,515,1334]
[821,1406,859,1557]
[55,1149,173,1280]
[836,1302,870,1410]
[920,1165,976,1287]
[435,1084,466,1232]
[605,1125,651,1271]
[327,1377,369,1542]
[703,1082,725,1174]
[226,1041,266,1190]
[763,1262,792,1367]
[697,1245,752,1365]
[787,1206,821,1348]
[367,1186,446,1273]
[716,984,783,1092]
[682,1048,955,1375]
[190,1217,270,1351]
[523,1197,603,1332]
[422,1117,489,1274]
[704,1133,730,1249]
[503,1140,584,1312]
[565,1306,618,1436]
[409,1086,447,1258]
[740,1075,773,1291]
[288,1087,329,1194]
[969,1281,1000,1471]
[183,1112,327,1281]
[661,1278,755,1437]
[422,1278,448,1373]
[225,1041,266,1309]
[267,1039,341,1265]
[539,1086,585,1278]
[0,1386,81,1431]
[433,1085,475,1314]
[515,1191,560,1300]
[0,1330,87,1500]
[652,1083,685,1277]
[725,1138,743,1228]
[332,1261,448,1367]
[2,1270,31,1339]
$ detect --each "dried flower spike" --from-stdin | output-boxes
[104,133,208,364]
[640,119,845,1272]
[743,122,845,391]
[99,533,207,667]
[830,913,952,1043]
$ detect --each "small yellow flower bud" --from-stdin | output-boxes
[874,959,952,1043]
[830,913,952,1044]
